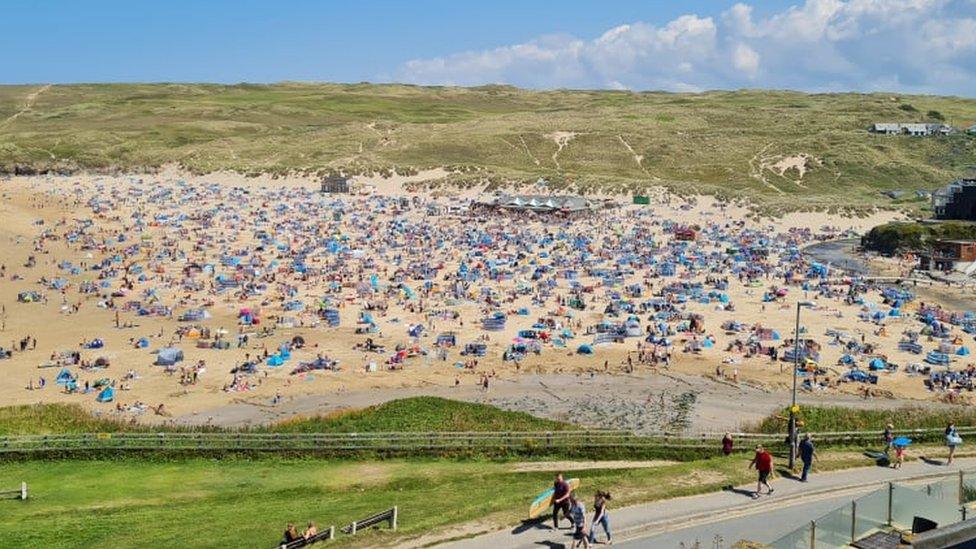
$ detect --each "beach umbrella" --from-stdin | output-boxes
[892,437,912,447]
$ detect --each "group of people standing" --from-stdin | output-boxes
[551,473,612,547]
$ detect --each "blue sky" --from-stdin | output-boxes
[3,0,975,95]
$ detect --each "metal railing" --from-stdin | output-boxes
[0,426,970,456]
[771,470,976,548]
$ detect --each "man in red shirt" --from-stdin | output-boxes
[552,473,573,529]
[749,444,774,499]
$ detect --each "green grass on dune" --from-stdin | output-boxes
[267,396,571,433]
[1,83,975,209]
[751,405,976,434]
[862,221,976,255]
[0,403,132,436]
[0,397,569,436]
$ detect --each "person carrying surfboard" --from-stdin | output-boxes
[552,473,573,529]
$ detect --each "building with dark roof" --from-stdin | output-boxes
[320,175,350,194]
[932,179,976,220]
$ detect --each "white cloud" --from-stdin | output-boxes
[732,43,760,77]
[396,0,976,95]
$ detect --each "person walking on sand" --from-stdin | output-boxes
[749,444,774,499]
[552,474,573,529]
[588,491,612,545]
[946,422,961,466]
[797,434,817,482]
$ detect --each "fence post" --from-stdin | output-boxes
[960,470,965,506]
[850,501,857,543]
[887,483,894,527]
[351,521,357,535]
[810,520,816,549]
[20,482,27,501]
[328,525,335,540]
[391,506,398,530]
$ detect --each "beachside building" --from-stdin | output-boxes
[918,239,976,272]
[968,124,976,135]
[869,123,955,136]
[320,175,350,194]
[473,194,614,214]
[932,179,976,220]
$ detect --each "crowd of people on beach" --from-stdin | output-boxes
[2,173,976,427]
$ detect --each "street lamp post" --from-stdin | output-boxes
[789,300,815,470]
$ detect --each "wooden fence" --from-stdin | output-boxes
[1,426,971,456]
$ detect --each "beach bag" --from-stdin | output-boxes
[947,434,963,446]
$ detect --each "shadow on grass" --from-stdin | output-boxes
[863,450,891,467]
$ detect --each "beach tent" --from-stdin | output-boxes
[959,346,971,356]
[137,337,150,348]
[321,308,341,327]
[155,347,184,366]
[577,344,594,355]
[96,386,115,403]
[267,355,284,367]
[869,357,886,371]
[55,368,74,385]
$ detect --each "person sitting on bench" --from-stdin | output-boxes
[282,523,301,544]
[303,522,318,540]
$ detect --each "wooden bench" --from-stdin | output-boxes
[0,482,27,501]
[340,506,398,535]
[277,525,334,549]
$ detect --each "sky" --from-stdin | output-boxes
[3,0,975,95]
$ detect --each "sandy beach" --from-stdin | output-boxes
[1,165,972,432]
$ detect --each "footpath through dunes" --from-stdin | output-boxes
[1,84,975,208]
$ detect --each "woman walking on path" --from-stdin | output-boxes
[946,422,962,466]
[588,491,612,545]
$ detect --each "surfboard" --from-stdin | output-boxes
[528,478,580,519]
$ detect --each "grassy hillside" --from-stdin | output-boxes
[1,83,975,209]
[0,397,569,436]
[751,406,976,434]
[268,397,570,433]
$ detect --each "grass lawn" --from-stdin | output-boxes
[0,445,958,548]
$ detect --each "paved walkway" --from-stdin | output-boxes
[446,457,976,549]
